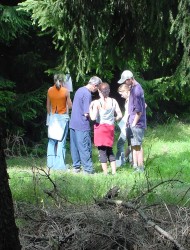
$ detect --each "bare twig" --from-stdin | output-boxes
[135,179,183,203]
[97,199,186,250]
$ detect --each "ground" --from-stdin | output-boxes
[15,200,190,250]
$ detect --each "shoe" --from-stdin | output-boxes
[73,168,81,174]
[133,167,144,173]
[125,157,129,163]
[140,166,145,172]
[116,157,121,167]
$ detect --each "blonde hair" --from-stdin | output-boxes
[118,84,130,93]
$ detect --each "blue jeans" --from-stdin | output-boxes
[70,129,94,173]
[116,132,132,164]
[116,133,126,160]
[47,120,69,170]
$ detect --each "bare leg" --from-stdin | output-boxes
[132,146,137,168]
[101,163,108,175]
[137,147,144,166]
[132,145,143,166]
[132,145,144,171]
[110,161,116,175]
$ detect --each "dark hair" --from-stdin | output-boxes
[99,82,110,97]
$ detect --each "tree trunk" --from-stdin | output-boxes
[0,131,21,250]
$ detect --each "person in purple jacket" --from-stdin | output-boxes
[69,76,102,174]
[118,70,147,172]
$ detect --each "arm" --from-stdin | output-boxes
[132,112,142,127]
[132,87,143,126]
[46,94,51,114]
[66,91,72,109]
[89,100,99,121]
[114,100,122,121]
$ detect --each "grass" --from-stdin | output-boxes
[7,120,190,207]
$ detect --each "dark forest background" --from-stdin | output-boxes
[0,0,190,153]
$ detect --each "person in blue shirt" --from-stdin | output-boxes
[69,76,102,174]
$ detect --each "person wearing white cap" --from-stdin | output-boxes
[118,70,147,172]
[69,76,102,174]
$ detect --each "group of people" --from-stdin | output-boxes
[46,70,147,175]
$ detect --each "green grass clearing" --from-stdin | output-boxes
[7,120,190,207]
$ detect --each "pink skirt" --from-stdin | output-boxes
[94,123,115,147]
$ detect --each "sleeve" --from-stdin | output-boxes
[133,87,143,113]
[83,92,92,114]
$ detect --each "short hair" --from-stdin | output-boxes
[88,76,102,86]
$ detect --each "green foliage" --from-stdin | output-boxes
[18,0,190,117]
[1,84,47,141]
[0,0,188,145]
[0,3,57,143]
[11,84,47,122]
[0,4,30,44]
[141,76,181,118]
[0,77,16,122]
[18,0,179,82]
[170,0,190,87]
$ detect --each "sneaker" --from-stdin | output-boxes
[116,153,126,167]
[125,157,129,163]
[116,157,122,167]
[73,168,81,174]
[133,167,144,173]
[139,166,145,172]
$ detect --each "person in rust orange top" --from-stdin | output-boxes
[46,74,72,170]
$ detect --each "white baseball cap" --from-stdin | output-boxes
[118,70,133,84]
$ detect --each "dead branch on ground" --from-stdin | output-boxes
[96,198,186,250]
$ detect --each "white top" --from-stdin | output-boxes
[96,99,116,125]
[89,97,122,124]
[117,97,129,136]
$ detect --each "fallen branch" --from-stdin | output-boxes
[96,199,186,250]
